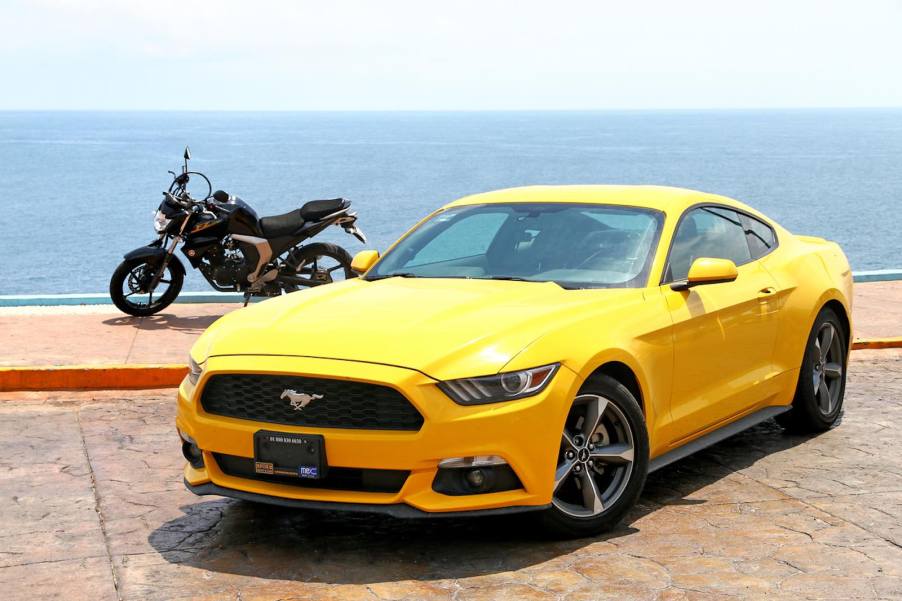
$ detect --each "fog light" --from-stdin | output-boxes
[432,457,523,496]
[179,431,204,469]
[465,468,486,489]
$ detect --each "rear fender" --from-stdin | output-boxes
[767,237,853,374]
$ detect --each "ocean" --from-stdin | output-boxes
[1,110,900,295]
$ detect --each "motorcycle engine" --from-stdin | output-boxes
[210,247,249,288]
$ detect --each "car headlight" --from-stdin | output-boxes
[153,210,171,233]
[438,364,559,405]
[187,355,205,385]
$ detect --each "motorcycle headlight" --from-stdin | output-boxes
[438,364,559,405]
[153,210,172,233]
[187,355,205,385]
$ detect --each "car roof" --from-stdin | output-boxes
[443,185,758,217]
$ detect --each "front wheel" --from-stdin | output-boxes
[109,256,184,316]
[539,375,649,538]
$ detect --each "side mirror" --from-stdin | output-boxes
[183,146,191,160]
[671,257,738,291]
[351,250,380,274]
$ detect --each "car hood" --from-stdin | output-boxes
[199,278,642,381]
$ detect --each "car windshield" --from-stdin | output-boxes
[367,202,664,289]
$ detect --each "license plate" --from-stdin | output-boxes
[253,430,327,480]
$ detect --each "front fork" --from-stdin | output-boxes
[148,219,189,293]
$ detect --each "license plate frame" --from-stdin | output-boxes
[253,430,327,480]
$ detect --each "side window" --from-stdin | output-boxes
[741,214,777,259]
[406,211,508,267]
[667,207,752,281]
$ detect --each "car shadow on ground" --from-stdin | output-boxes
[102,313,222,332]
[147,419,818,584]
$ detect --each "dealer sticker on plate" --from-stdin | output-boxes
[298,465,319,479]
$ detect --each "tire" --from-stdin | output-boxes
[539,374,649,538]
[777,307,848,433]
[109,256,184,317]
[282,242,355,292]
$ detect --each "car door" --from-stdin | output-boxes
[661,206,781,443]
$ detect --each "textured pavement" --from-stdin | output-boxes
[1,352,901,600]
[0,303,228,366]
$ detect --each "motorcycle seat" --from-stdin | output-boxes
[259,209,305,238]
[258,198,350,238]
[299,198,350,221]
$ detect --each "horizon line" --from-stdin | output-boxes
[1,105,902,113]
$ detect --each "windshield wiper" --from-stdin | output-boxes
[479,275,534,282]
[478,275,580,289]
[365,272,420,281]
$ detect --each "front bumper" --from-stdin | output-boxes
[176,354,579,514]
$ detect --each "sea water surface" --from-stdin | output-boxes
[1,110,900,295]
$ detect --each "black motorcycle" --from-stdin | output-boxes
[110,148,366,316]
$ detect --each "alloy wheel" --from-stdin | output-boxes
[812,322,843,415]
[122,263,175,310]
[553,394,635,518]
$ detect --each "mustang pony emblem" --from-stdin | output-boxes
[280,389,323,410]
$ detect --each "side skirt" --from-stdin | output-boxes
[649,406,790,473]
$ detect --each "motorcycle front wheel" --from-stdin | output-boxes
[109,257,184,316]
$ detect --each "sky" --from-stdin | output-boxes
[1,0,901,111]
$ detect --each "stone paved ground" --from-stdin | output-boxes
[1,352,901,600]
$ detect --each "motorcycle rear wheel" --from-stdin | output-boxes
[282,242,355,293]
[110,257,184,317]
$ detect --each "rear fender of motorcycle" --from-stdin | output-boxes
[123,245,186,276]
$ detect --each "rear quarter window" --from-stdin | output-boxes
[741,214,777,259]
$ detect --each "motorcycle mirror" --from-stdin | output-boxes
[183,146,191,161]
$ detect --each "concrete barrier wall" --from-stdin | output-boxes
[0,291,247,307]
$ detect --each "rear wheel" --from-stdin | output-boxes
[282,242,355,292]
[540,375,649,538]
[109,257,183,317]
[777,307,848,432]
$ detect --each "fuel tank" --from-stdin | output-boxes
[222,197,262,236]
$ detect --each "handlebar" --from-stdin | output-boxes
[167,169,213,202]
[163,191,205,210]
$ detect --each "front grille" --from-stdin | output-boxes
[200,374,424,431]
[213,453,409,493]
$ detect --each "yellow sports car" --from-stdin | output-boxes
[177,185,852,536]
